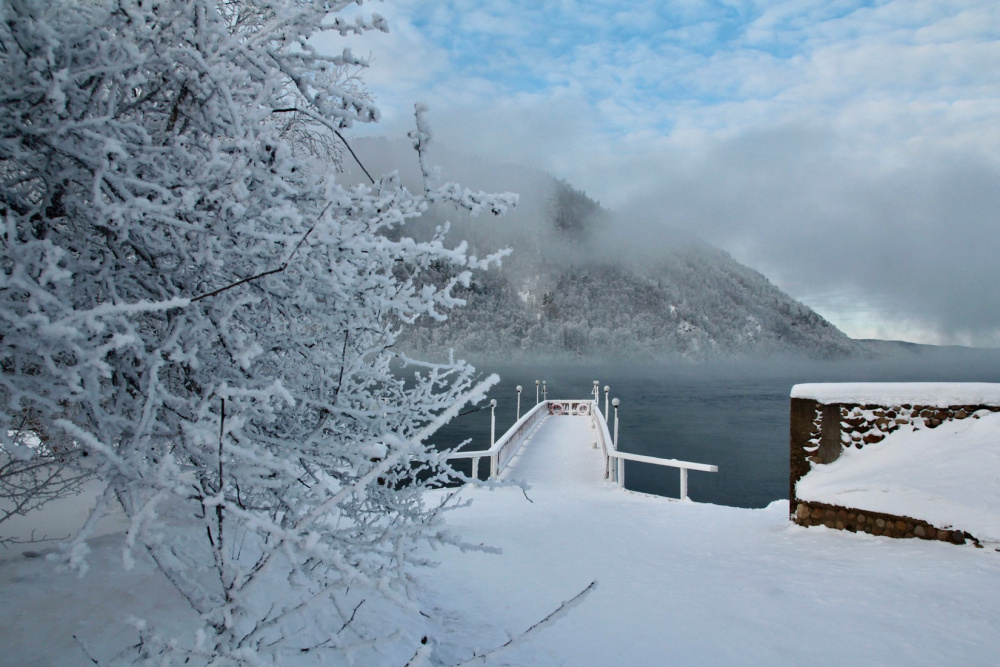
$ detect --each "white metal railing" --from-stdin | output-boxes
[590,399,718,501]
[592,398,615,481]
[447,389,718,501]
[447,399,549,480]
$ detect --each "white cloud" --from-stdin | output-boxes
[314,0,1000,345]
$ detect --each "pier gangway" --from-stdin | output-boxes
[447,385,718,501]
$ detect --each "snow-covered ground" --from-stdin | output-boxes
[3,415,1000,665]
[793,382,1000,544]
[797,410,1000,543]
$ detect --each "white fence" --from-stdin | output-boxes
[448,395,718,501]
[590,400,718,501]
[446,399,549,480]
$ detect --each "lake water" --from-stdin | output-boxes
[432,350,1000,508]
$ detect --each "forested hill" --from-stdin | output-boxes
[402,243,860,360]
[349,139,862,360]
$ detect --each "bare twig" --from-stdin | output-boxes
[404,636,431,667]
[191,218,321,303]
[336,598,365,635]
[456,580,598,665]
[335,129,375,184]
[216,398,225,557]
[72,634,100,665]
[457,404,486,417]
[272,107,375,183]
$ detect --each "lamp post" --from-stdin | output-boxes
[542,380,547,401]
[516,385,522,420]
[612,397,622,487]
[535,380,540,405]
[490,398,497,447]
[592,380,599,403]
[604,385,610,418]
[612,398,620,449]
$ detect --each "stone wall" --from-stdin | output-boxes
[790,392,1000,546]
[792,499,976,545]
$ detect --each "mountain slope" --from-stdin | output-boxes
[346,138,861,360]
[403,243,859,360]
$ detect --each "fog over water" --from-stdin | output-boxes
[435,350,1000,508]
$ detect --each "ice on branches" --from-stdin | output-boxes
[411,103,520,216]
[0,0,512,662]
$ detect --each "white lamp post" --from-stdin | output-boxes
[490,398,497,447]
[592,380,599,403]
[516,385,522,420]
[612,398,620,448]
[542,380,547,401]
[535,379,540,405]
[604,385,610,418]
[612,397,622,486]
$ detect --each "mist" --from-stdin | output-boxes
[610,128,1000,347]
[343,135,722,273]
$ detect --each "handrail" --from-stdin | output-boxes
[447,399,549,480]
[449,393,718,501]
[609,451,719,473]
[591,399,718,501]
[591,399,615,481]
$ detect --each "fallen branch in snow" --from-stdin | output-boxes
[71,634,99,665]
[455,580,598,665]
[405,636,432,667]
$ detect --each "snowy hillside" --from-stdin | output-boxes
[404,243,859,360]
[349,138,861,360]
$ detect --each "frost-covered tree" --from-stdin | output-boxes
[1,415,93,547]
[0,0,515,661]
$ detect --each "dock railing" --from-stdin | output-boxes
[447,392,718,500]
[590,399,718,501]
[446,399,549,480]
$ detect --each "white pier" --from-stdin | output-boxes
[448,396,718,501]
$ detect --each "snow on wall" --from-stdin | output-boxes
[789,383,1000,546]
[797,413,1000,541]
[791,382,1000,407]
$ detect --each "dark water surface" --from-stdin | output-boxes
[431,350,1000,508]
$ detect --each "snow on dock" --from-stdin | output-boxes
[498,413,605,488]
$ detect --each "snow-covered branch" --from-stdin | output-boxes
[1,0,513,661]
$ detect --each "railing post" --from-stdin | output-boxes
[612,398,622,488]
[680,468,688,501]
[535,379,540,405]
[472,456,480,480]
[604,386,609,419]
[490,398,497,447]
[490,453,498,479]
[516,385,522,420]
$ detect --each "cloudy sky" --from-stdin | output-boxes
[328,1,1000,347]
